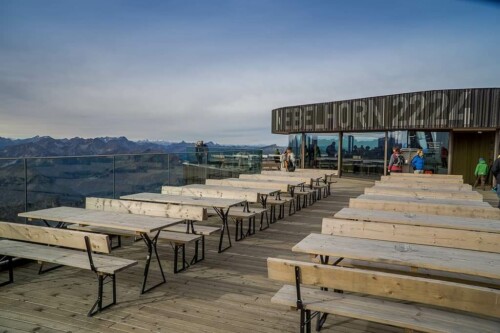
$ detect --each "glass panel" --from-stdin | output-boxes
[304,134,339,169]
[27,156,114,213]
[342,132,386,178]
[114,154,169,197]
[0,159,25,222]
[389,131,449,174]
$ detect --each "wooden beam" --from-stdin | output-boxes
[349,196,500,219]
[321,218,500,253]
[86,197,207,221]
[365,186,483,201]
[334,208,500,234]
[0,222,111,253]
[388,173,463,180]
[161,185,260,203]
[267,258,500,318]
[374,181,472,191]
[239,174,313,186]
[380,175,463,184]
[205,178,288,193]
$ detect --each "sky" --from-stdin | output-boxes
[1,0,499,145]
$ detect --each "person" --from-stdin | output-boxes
[326,141,336,157]
[282,147,296,172]
[388,147,404,173]
[473,157,489,191]
[195,141,204,164]
[411,149,425,174]
[441,146,448,168]
[491,154,500,208]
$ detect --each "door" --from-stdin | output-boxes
[451,131,495,185]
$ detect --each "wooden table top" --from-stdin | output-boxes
[183,184,280,196]
[121,192,246,209]
[293,233,500,280]
[19,207,183,233]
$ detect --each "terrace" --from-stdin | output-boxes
[0,154,498,332]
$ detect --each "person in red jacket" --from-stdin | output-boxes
[388,147,404,173]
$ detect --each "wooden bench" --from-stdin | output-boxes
[349,195,500,219]
[67,224,202,274]
[230,206,270,231]
[227,210,258,241]
[268,258,500,333]
[266,197,295,223]
[86,197,207,221]
[366,186,484,201]
[0,222,137,317]
[294,189,316,209]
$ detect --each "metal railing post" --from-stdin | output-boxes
[112,155,116,198]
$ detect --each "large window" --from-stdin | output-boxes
[304,134,339,169]
[288,134,302,166]
[388,131,449,174]
[341,132,385,177]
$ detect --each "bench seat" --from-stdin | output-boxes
[0,239,136,275]
[67,225,203,273]
[272,285,500,333]
[164,224,220,236]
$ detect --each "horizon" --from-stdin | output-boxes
[1,0,499,145]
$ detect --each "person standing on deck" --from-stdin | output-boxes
[473,157,489,191]
[411,149,425,174]
[491,155,500,208]
[388,147,404,173]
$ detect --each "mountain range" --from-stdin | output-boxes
[0,136,284,158]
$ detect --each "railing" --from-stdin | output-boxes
[0,150,262,222]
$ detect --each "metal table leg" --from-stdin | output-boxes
[214,207,232,253]
[141,230,166,294]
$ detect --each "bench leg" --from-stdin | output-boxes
[190,236,205,265]
[259,210,270,231]
[215,208,232,253]
[174,244,188,274]
[0,256,13,287]
[88,273,116,317]
[246,216,255,236]
[316,313,328,331]
[270,206,277,224]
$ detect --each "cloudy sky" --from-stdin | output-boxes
[1,0,499,145]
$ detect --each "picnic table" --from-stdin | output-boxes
[293,233,500,281]
[121,192,246,252]
[239,173,323,187]
[205,178,304,197]
[162,184,279,208]
[19,207,183,294]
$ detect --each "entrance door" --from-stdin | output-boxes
[452,131,495,185]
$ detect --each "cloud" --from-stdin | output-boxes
[0,0,499,145]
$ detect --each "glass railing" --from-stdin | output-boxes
[0,150,262,222]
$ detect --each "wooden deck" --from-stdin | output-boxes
[0,178,498,333]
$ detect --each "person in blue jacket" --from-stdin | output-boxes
[411,149,425,174]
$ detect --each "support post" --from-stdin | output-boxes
[448,130,453,175]
[383,131,388,176]
[337,132,343,178]
[301,133,306,169]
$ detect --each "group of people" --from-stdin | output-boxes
[279,147,296,172]
[387,147,425,174]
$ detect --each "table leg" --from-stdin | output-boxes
[214,207,232,253]
[141,231,166,294]
[260,194,268,209]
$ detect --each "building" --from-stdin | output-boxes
[272,88,500,184]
